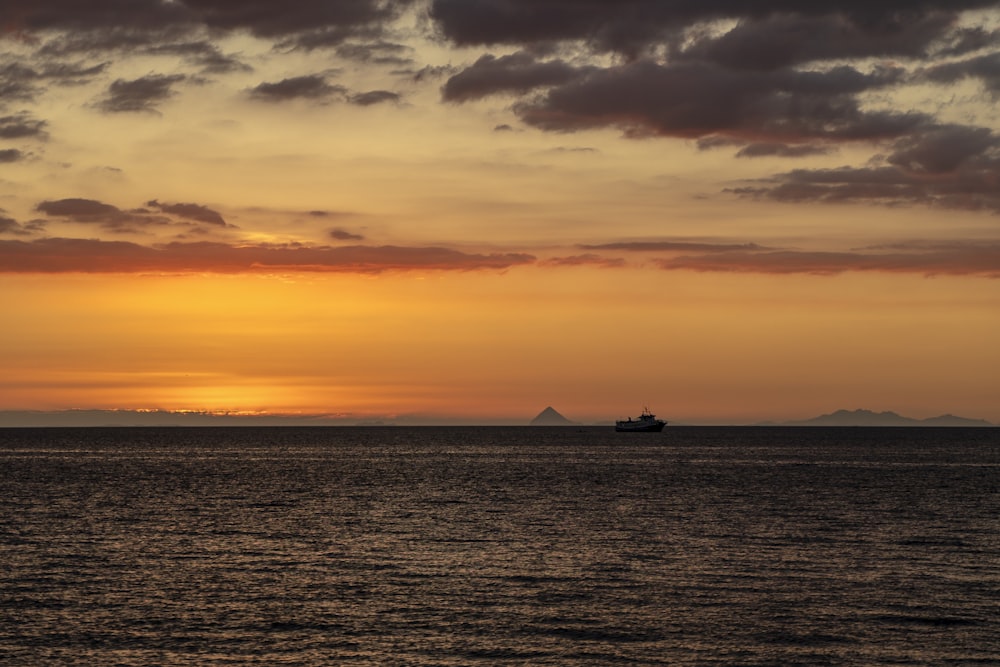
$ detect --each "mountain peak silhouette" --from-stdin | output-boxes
[530,406,574,426]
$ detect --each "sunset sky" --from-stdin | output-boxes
[2,0,999,424]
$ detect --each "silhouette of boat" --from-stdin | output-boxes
[615,408,667,432]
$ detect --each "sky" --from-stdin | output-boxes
[1,0,999,424]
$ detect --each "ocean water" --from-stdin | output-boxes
[1,426,998,666]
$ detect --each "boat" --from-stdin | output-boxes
[615,408,667,432]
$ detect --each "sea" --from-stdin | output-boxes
[1,426,998,666]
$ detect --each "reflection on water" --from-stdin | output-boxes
[1,426,998,665]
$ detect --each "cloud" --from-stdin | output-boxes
[248,75,346,102]
[3,0,418,46]
[429,0,998,56]
[430,0,1000,216]
[0,237,536,274]
[0,63,42,103]
[675,12,957,71]
[733,124,1000,211]
[653,242,1000,278]
[514,60,919,142]
[145,42,252,74]
[0,1,190,34]
[248,77,396,106]
[442,52,588,102]
[335,41,413,65]
[540,253,626,268]
[145,200,228,226]
[888,125,998,174]
[0,214,32,236]
[581,241,772,252]
[735,143,836,158]
[35,197,170,232]
[36,198,131,221]
[36,197,238,231]
[189,0,416,43]
[429,0,683,55]
[96,73,186,113]
[329,228,365,241]
[923,51,1000,97]
[0,148,27,162]
[349,90,400,106]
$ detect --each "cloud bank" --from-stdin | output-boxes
[435,0,1000,213]
[0,237,535,274]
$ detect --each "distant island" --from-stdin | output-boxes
[776,409,994,427]
[529,407,576,426]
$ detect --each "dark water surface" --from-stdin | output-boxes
[2,426,998,665]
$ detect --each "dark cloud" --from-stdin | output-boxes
[2,0,417,46]
[0,63,42,103]
[429,0,998,55]
[696,136,742,151]
[0,237,536,274]
[513,60,919,142]
[0,148,26,162]
[675,12,956,71]
[349,90,401,106]
[887,125,998,174]
[735,143,836,158]
[0,215,32,235]
[923,51,1000,96]
[36,198,127,221]
[145,42,251,74]
[733,124,1000,211]
[35,197,169,232]
[96,74,186,113]
[442,52,588,102]
[248,75,346,102]
[0,60,109,108]
[183,0,414,41]
[0,1,191,33]
[275,26,377,52]
[34,26,198,58]
[146,200,227,226]
[935,26,1000,58]
[36,60,109,82]
[654,242,1000,278]
[429,0,682,54]
[336,41,413,65]
[410,64,456,83]
[329,228,365,241]
[35,196,236,231]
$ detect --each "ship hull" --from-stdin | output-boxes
[615,421,666,432]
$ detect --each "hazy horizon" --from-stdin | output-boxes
[0,406,995,428]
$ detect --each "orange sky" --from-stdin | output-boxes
[2,1,999,423]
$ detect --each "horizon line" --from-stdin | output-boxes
[0,408,994,428]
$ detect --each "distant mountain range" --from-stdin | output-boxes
[776,409,994,427]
